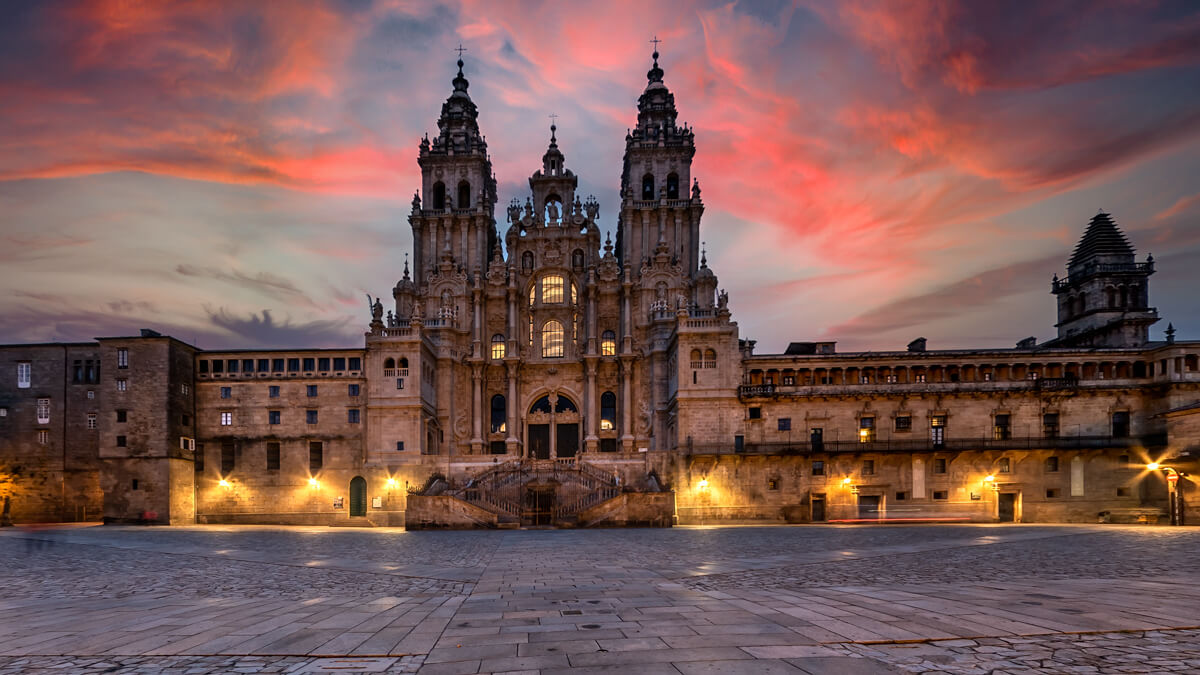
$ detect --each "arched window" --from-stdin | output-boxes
[600,391,616,430]
[432,181,446,210]
[1107,287,1117,308]
[384,357,395,369]
[690,349,702,364]
[667,172,679,199]
[542,275,564,303]
[1119,285,1128,308]
[542,320,564,358]
[490,394,506,434]
[529,284,536,307]
[457,181,471,208]
[642,174,655,200]
[704,348,717,363]
[522,251,534,273]
[554,395,577,413]
[530,396,552,414]
[572,249,584,272]
[491,334,506,360]
[570,282,577,306]
[602,330,617,356]
[398,357,408,369]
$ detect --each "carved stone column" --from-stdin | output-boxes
[470,364,483,453]
[505,360,519,454]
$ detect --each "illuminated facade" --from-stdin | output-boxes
[2,53,1199,527]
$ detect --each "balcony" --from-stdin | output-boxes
[684,434,1164,456]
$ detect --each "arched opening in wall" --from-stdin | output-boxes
[1120,285,1129,308]
[1107,287,1117,308]
[1185,354,1198,372]
[432,181,446,210]
[572,249,584,272]
[542,320,564,358]
[600,391,616,430]
[667,172,679,199]
[490,394,506,434]
[398,357,409,370]
[349,476,366,517]
[526,394,579,459]
[1130,285,1142,309]
[690,348,702,366]
[704,348,717,367]
[491,334,506,360]
[602,330,617,356]
[457,181,471,208]
[522,251,534,273]
[384,357,395,370]
[642,174,655,200]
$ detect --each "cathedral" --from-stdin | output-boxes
[1,52,1198,528]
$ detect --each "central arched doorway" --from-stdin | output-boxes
[349,476,367,517]
[526,393,580,459]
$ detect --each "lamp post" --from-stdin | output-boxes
[1148,463,1186,526]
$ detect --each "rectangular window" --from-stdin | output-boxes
[199,360,209,374]
[333,357,346,371]
[348,384,360,397]
[858,416,876,442]
[933,490,948,500]
[993,414,1011,440]
[306,410,318,424]
[933,458,947,474]
[1112,411,1130,438]
[983,372,993,381]
[777,417,791,431]
[895,491,907,500]
[782,375,795,385]
[348,409,360,424]
[117,348,128,368]
[87,390,95,399]
[117,378,127,392]
[862,460,875,475]
[86,360,98,383]
[269,410,280,425]
[349,357,361,371]
[812,460,825,476]
[220,411,232,426]
[859,375,870,384]
[86,413,97,429]
[287,358,300,372]
[258,358,270,372]
[17,361,32,388]
[885,374,897,383]
[1046,488,1060,498]
[767,478,779,490]
[318,357,330,371]
[213,359,223,373]
[221,442,235,473]
[998,457,1011,473]
[227,359,238,373]
[307,384,318,397]
[181,384,189,395]
[266,442,280,471]
[1027,371,1039,381]
[396,441,405,451]
[1043,413,1060,439]
[116,409,126,423]
[1045,456,1059,472]
[73,360,83,383]
[930,414,946,448]
[895,415,911,432]
[220,386,231,399]
[181,414,190,426]
[269,385,280,398]
[37,429,49,445]
[272,359,284,372]
[734,435,745,453]
[116,435,127,447]
[180,437,193,451]
[1116,487,1130,497]
[242,359,255,373]
[309,441,323,471]
[915,373,927,383]
[748,407,762,420]
[303,357,315,371]
[36,398,50,424]
[0,407,7,417]
[396,378,404,390]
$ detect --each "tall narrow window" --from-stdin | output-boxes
[348,409,360,424]
[117,348,128,369]
[601,330,616,356]
[542,320,564,358]
[309,442,323,471]
[1043,413,1060,439]
[858,417,875,443]
[306,410,318,424]
[542,275,564,303]
[642,173,655,200]
[998,457,1011,474]
[86,413,97,429]
[220,412,232,426]
[491,334,506,360]
[993,414,1011,440]
[600,391,616,430]
[36,398,50,424]
[432,181,446,210]
[490,394,506,434]
[17,362,30,388]
[116,378,127,392]
[1112,411,1130,438]
[666,172,679,199]
[269,410,280,425]
[266,442,280,471]
[457,181,471,208]
[930,414,946,449]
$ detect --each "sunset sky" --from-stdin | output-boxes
[2,0,1199,353]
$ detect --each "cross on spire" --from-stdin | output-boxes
[650,35,662,51]
[454,43,468,58]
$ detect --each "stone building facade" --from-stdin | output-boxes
[2,53,1198,527]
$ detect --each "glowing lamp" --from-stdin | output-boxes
[385,478,398,488]
[697,478,709,489]
[842,477,852,485]
[1147,462,1160,471]
[308,478,319,488]
[218,479,230,488]
[983,475,995,483]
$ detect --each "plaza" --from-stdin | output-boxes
[2,524,1200,674]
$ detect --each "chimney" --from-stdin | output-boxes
[906,337,927,352]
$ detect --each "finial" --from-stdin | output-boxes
[701,241,707,266]
[646,36,665,84]
[1166,323,1176,344]
[549,113,558,144]
[402,254,410,280]
[451,45,469,92]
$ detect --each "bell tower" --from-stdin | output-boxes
[409,56,498,286]
[1049,211,1158,348]
[615,46,705,289]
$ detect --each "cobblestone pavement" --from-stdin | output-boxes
[2,524,1200,674]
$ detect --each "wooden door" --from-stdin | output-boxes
[529,424,550,459]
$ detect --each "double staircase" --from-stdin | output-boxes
[448,458,622,527]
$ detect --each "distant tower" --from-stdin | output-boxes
[1049,212,1158,347]
[409,56,498,285]
[615,46,705,287]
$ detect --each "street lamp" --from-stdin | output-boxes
[1147,462,1185,526]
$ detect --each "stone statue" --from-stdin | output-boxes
[411,191,421,211]
[507,200,521,224]
[524,197,534,219]
[386,310,394,327]
[372,297,383,322]
[546,200,560,223]
[585,197,599,221]
[573,195,583,216]
[692,178,701,199]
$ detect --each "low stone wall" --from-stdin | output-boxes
[404,495,498,529]
[578,491,675,528]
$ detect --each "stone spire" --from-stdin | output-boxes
[1069,211,1135,273]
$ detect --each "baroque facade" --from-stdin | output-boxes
[2,53,1199,527]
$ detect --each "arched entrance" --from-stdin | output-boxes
[526,393,580,459]
[349,476,367,517]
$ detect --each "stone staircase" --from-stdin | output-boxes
[448,458,622,526]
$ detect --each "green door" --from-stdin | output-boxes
[349,476,367,517]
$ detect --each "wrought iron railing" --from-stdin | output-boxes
[684,434,1164,456]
